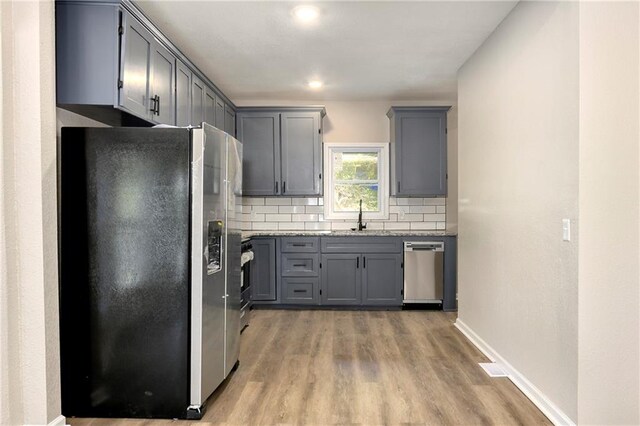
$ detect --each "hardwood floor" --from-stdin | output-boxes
[68,309,551,426]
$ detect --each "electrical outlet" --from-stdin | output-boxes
[562,219,571,241]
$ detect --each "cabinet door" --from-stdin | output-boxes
[237,112,281,196]
[191,75,205,126]
[280,112,322,196]
[119,11,152,119]
[251,239,277,301]
[175,60,191,127]
[395,111,447,196]
[149,41,175,125]
[215,96,225,130]
[224,105,236,137]
[362,254,403,306]
[321,254,361,305]
[204,87,216,126]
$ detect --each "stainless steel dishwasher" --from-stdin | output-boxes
[403,241,445,304]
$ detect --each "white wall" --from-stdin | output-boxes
[577,2,640,424]
[457,1,580,422]
[0,1,61,424]
[234,100,459,232]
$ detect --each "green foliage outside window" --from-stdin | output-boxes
[333,152,379,212]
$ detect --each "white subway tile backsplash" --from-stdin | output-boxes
[241,196,448,233]
[305,222,331,231]
[384,222,410,230]
[396,198,423,206]
[397,214,424,222]
[252,222,278,230]
[424,214,446,222]
[278,222,305,231]
[409,206,436,214]
[291,197,318,206]
[252,206,279,214]
[305,206,324,214]
[291,214,319,222]
[265,214,292,222]
[411,222,438,230]
[278,205,306,214]
[243,197,265,206]
[330,222,355,231]
[423,198,446,206]
[265,198,292,206]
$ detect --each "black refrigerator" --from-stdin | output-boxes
[58,124,243,419]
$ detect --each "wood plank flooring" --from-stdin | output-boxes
[68,309,551,426]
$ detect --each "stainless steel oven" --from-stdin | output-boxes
[240,241,253,332]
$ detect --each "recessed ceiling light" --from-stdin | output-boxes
[292,5,320,23]
[308,80,323,89]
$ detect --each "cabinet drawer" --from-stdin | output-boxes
[282,278,318,304]
[281,253,319,277]
[281,237,319,253]
[321,237,402,254]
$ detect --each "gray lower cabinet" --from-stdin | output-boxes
[236,107,325,197]
[361,254,403,305]
[321,253,402,306]
[321,254,361,305]
[251,239,277,301]
[388,107,450,197]
[282,277,319,304]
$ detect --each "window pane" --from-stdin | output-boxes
[333,151,378,182]
[334,184,379,212]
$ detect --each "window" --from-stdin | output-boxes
[324,143,389,220]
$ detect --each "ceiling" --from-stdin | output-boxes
[136,1,517,102]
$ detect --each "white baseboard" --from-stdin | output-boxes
[454,319,576,426]
[46,415,67,426]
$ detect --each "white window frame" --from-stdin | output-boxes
[323,142,389,220]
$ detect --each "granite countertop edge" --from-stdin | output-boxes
[243,230,458,238]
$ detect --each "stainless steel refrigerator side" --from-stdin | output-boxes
[200,125,228,400]
[189,128,205,410]
[224,136,242,376]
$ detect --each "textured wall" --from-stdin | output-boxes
[457,1,579,421]
[577,2,640,424]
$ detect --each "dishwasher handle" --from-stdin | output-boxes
[404,241,444,252]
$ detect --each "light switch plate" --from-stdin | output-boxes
[562,219,571,241]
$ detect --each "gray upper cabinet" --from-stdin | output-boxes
[388,107,450,197]
[175,60,191,127]
[224,105,236,137]
[55,0,236,127]
[204,87,216,126]
[119,12,153,119]
[280,112,322,196]
[149,41,175,125]
[236,107,325,197]
[191,75,205,126]
[215,97,225,130]
[237,112,281,196]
